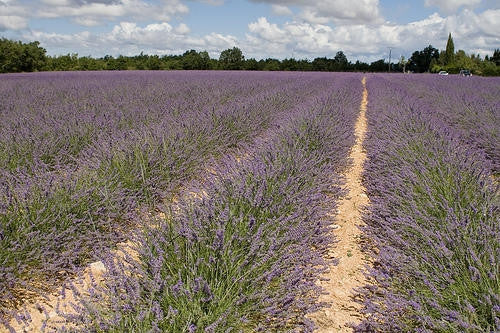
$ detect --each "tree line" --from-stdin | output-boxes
[409,34,500,76]
[1,36,499,75]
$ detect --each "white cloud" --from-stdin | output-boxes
[0,15,27,30]
[424,0,482,14]
[245,18,336,58]
[37,0,189,23]
[25,21,238,57]
[242,9,500,61]
[0,0,28,16]
[5,1,498,62]
[1,0,189,29]
[193,0,225,5]
[251,0,383,24]
[41,0,72,5]
[22,7,500,62]
[73,16,101,26]
[27,30,95,51]
[203,32,238,50]
[175,23,190,34]
[248,17,287,42]
[271,4,292,16]
[299,8,329,24]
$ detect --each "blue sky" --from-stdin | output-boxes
[1,0,499,62]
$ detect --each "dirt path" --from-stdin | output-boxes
[4,228,139,332]
[309,77,370,332]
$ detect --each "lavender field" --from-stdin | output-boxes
[0,71,498,332]
[0,71,361,330]
[358,74,499,332]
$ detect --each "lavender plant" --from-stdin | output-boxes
[0,71,338,317]
[51,74,362,332]
[373,74,500,173]
[356,74,499,332]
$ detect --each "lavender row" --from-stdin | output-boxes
[0,71,336,316]
[371,74,500,172]
[48,74,362,332]
[356,75,499,332]
[0,70,305,174]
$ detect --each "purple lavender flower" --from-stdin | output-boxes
[39,71,363,332]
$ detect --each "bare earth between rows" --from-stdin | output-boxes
[309,77,370,332]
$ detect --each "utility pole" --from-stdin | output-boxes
[388,47,393,72]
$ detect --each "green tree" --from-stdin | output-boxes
[48,53,79,71]
[353,60,370,72]
[103,55,128,70]
[199,51,211,69]
[491,49,500,66]
[312,57,329,71]
[78,56,104,70]
[116,55,129,70]
[333,51,349,70]
[181,50,211,70]
[446,49,478,73]
[182,50,201,70]
[219,47,244,70]
[132,51,148,70]
[0,38,21,72]
[279,58,298,71]
[147,55,161,70]
[20,41,47,72]
[262,58,280,71]
[481,60,500,76]
[244,58,259,70]
[369,59,387,72]
[445,32,455,65]
[162,55,182,70]
[0,38,47,72]
[409,45,439,72]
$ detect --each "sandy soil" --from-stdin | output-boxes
[4,240,137,332]
[308,77,370,332]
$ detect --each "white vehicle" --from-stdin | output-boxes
[438,71,449,76]
[460,69,472,76]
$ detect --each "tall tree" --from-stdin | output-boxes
[0,38,47,72]
[491,49,500,66]
[312,57,329,71]
[199,51,211,69]
[445,32,455,65]
[369,59,387,72]
[409,45,439,72]
[219,47,244,70]
[180,50,211,70]
[333,51,349,70]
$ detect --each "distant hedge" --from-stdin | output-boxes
[1,37,499,75]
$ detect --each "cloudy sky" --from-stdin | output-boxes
[1,0,499,62]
